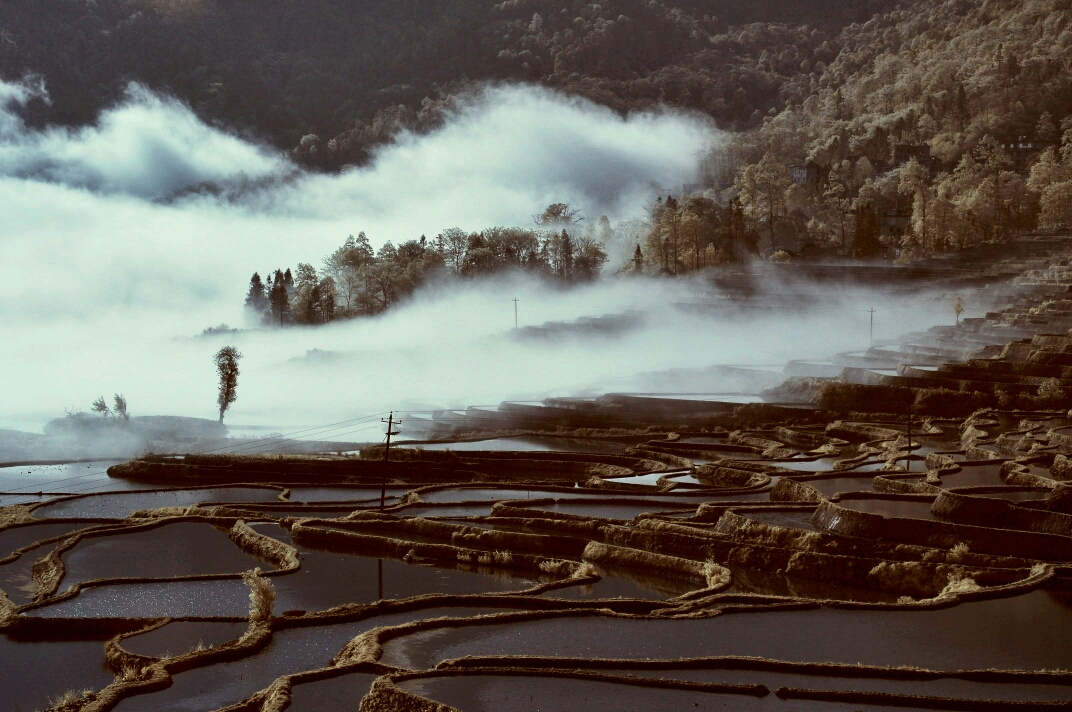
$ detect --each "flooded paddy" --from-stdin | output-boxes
[0,540,53,604]
[287,672,379,712]
[0,520,101,557]
[725,566,901,603]
[215,504,372,518]
[11,369,1072,709]
[121,620,248,657]
[596,667,1072,704]
[796,477,878,496]
[391,504,496,518]
[738,509,819,532]
[30,578,252,618]
[413,437,631,454]
[58,522,268,589]
[937,463,1007,488]
[833,496,937,520]
[271,546,540,613]
[525,501,697,520]
[0,635,115,712]
[284,486,410,502]
[381,589,1072,671]
[113,608,517,712]
[32,486,282,519]
[397,673,923,712]
[542,563,699,601]
[951,487,1052,502]
[0,461,131,493]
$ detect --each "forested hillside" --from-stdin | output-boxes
[718,0,1072,260]
[0,0,898,165]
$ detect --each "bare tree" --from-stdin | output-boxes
[214,347,242,423]
[954,295,964,326]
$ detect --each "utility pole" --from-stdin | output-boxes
[867,308,876,346]
[380,412,400,510]
[512,298,519,329]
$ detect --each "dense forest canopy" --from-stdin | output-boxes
[0,0,900,164]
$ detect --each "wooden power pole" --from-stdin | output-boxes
[380,412,401,510]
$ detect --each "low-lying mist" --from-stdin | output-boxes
[0,78,956,439]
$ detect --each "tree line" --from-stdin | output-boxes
[244,204,608,325]
[2,0,898,170]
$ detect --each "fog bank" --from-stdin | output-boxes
[0,78,955,439]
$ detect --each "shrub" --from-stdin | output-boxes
[242,568,275,623]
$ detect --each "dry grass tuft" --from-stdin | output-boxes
[48,688,96,709]
[538,559,583,578]
[242,568,275,623]
[701,561,732,589]
[938,570,982,597]
[947,542,970,563]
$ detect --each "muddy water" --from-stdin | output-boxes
[541,563,698,601]
[398,674,921,711]
[0,634,114,712]
[380,589,1072,671]
[122,621,248,657]
[59,522,266,589]
[113,608,516,712]
[32,578,251,618]
[287,672,378,711]
[270,546,539,614]
[33,487,282,518]
[835,497,936,520]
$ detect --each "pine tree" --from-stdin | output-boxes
[244,273,269,313]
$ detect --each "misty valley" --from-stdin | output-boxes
[4,0,1072,711]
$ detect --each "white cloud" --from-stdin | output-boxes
[0,78,954,437]
[0,82,285,197]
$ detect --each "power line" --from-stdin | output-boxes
[194,411,391,455]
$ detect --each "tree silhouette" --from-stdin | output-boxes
[214,347,242,423]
